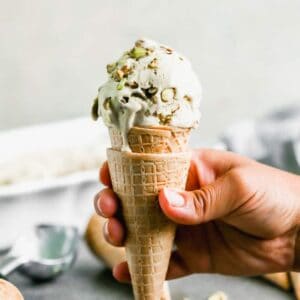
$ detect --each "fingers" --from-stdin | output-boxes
[94,188,126,246]
[194,148,250,176]
[186,149,251,190]
[159,169,247,225]
[113,261,131,283]
[94,188,119,218]
[103,217,125,247]
[99,161,112,187]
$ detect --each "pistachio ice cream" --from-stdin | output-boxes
[92,39,202,150]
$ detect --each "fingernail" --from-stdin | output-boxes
[164,188,185,207]
[94,194,103,216]
[103,221,110,241]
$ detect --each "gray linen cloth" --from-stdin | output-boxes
[221,104,300,174]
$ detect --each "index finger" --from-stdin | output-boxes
[186,148,251,190]
[100,161,112,187]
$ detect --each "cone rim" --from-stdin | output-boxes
[107,148,191,159]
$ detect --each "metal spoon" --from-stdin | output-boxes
[0,224,78,281]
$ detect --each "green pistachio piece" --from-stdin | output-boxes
[117,78,126,90]
[129,47,147,59]
[106,63,116,74]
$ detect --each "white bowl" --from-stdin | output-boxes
[0,118,108,250]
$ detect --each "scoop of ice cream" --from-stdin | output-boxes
[92,39,202,149]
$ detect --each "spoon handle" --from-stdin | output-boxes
[0,256,26,278]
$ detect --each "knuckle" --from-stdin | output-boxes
[192,186,216,222]
[264,237,295,269]
[227,168,250,197]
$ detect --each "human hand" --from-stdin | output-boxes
[94,149,300,282]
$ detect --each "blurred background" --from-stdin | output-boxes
[1,0,300,140]
[0,1,300,299]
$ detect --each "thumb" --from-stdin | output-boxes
[159,170,245,225]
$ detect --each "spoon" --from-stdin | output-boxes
[0,224,78,281]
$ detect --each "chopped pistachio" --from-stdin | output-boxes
[120,64,133,76]
[179,56,184,61]
[148,58,158,69]
[142,86,158,98]
[125,81,139,89]
[117,78,126,90]
[145,110,151,117]
[146,47,154,55]
[151,95,158,104]
[103,97,112,110]
[115,69,124,81]
[106,63,116,74]
[184,95,192,102]
[91,97,99,120]
[131,91,146,100]
[135,39,145,47]
[148,87,158,95]
[129,47,148,59]
[158,113,172,125]
[160,46,173,54]
[161,88,176,102]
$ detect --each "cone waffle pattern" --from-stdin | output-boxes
[107,149,190,300]
[109,126,191,153]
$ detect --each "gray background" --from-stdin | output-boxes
[1,0,300,141]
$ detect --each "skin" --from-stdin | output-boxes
[94,149,300,283]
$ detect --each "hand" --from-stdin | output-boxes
[94,149,300,282]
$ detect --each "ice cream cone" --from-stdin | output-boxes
[109,126,191,153]
[93,38,200,300]
[85,214,172,300]
[290,272,300,299]
[263,273,291,290]
[107,142,190,300]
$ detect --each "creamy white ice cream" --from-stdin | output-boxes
[92,39,202,149]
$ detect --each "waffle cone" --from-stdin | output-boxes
[107,149,190,300]
[263,273,291,290]
[291,272,300,299]
[109,126,191,153]
[85,214,172,300]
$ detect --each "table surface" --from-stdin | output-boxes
[9,240,294,300]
